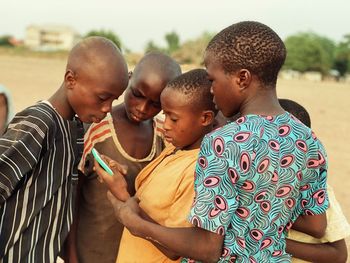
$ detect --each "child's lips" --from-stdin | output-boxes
[164,134,173,142]
[93,114,106,123]
[131,112,143,122]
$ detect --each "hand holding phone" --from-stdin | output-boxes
[91,148,114,176]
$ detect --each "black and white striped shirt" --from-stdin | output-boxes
[0,102,84,262]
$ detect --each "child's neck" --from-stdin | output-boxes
[180,125,213,151]
[48,85,75,120]
[240,87,284,116]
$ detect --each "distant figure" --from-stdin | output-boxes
[279,98,349,263]
[75,51,181,263]
[0,84,14,135]
[0,36,128,263]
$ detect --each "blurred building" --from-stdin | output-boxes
[24,25,81,51]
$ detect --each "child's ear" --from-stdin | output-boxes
[65,69,77,89]
[236,69,252,91]
[201,110,215,126]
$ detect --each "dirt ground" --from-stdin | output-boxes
[1,55,350,259]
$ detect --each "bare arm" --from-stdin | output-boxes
[95,159,182,260]
[291,213,327,239]
[107,194,224,263]
[112,190,183,260]
[286,238,348,263]
[95,157,224,261]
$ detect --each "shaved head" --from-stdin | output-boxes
[67,36,128,86]
[60,36,129,122]
[132,51,181,85]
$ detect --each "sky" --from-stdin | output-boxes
[1,0,349,52]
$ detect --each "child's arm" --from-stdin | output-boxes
[286,238,348,263]
[291,213,327,238]
[107,194,224,263]
[108,193,181,260]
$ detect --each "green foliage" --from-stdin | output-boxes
[333,34,350,76]
[144,31,180,55]
[0,35,13,46]
[284,32,335,75]
[165,31,180,54]
[85,30,122,49]
[144,40,165,53]
[143,31,215,65]
[172,32,215,65]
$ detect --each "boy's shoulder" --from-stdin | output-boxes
[15,101,57,121]
[8,101,59,133]
[206,112,317,144]
[207,115,263,138]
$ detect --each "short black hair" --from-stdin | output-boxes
[279,98,311,128]
[165,69,217,114]
[206,21,286,87]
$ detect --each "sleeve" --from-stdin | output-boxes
[300,138,329,215]
[78,120,112,176]
[0,107,52,204]
[164,165,195,228]
[79,152,95,177]
[188,134,239,235]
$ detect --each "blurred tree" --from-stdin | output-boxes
[333,34,350,76]
[172,32,214,65]
[284,32,335,75]
[165,31,180,54]
[0,35,13,46]
[85,30,122,49]
[144,40,164,53]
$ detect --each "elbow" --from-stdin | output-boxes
[309,220,327,239]
[201,248,222,263]
[310,228,326,239]
[333,249,348,263]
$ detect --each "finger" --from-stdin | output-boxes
[119,164,128,175]
[93,159,108,182]
[100,155,127,176]
[108,160,128,175]
[100,154,113,163]
[132,196,140,203]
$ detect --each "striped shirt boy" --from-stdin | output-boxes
[0,101,84,262]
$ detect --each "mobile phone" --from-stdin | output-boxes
[91,148,114,176]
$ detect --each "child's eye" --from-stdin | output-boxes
[98,95,109,101]
[152,101,161,108]
[131,88,143,98]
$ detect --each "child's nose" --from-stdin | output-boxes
[101,101,112,113]
[163,117,171,130]
[137,101,148,114]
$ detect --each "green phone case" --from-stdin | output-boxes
[91,148,114,176]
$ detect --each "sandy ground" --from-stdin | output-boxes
[1,55,350,260]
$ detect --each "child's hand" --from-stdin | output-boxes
[93,156,130,201]
[107,192,142,235]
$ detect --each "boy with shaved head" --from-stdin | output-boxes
[75,51,181,263]
[0,36,128,263]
